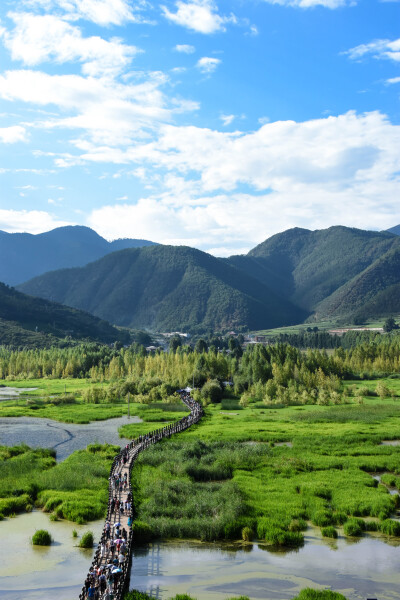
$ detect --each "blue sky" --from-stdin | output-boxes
[0,0,399,255]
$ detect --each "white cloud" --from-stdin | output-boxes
[0,209,72,233]
[174,44,195,53]
[162,1,236,34]
[0,125,27,143]
[196,56,221,73]
[0,69,196,146]
[22,0,145,26]
[387,77,400,84]
[1,12,139,77]
[82,111,400,255]
[347,38,400,62]
[260,0,349,7]
[220,114,235,126]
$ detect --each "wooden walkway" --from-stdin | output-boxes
[79,391,203,600]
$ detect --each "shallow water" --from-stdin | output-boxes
[381,440,400,446]
[130,528,400,600]
[0,510,103,600]
[0,415,141,461]
[0,387,38,401]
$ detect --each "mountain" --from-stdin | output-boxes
[315,245,400,321]
[0,282,129,347]
[12,225,400,332]
[387,225,400,236]
[0,225,157,286]
[225,227,400,319]
[17,245,306,332]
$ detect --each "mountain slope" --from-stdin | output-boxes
[0,282,128,345]
[17,245,307,332]
[0,225,156,286]
[235,226,399,312]
[314,245,400,320]
[387,225,400,236]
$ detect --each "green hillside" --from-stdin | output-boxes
[18,245,306,333]
[315,245,400,321]
[246,226,399,311]
[0,282,129,346]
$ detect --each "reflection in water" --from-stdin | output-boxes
[130,527,400,600]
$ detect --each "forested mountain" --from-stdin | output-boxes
[17,245,306,332]
[12,225,400,332]
[0,282,129,347]
[315,245,400,321]
[234,226,399,312]
[0,225,156,286]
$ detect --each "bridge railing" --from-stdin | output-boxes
[78,391,203,600]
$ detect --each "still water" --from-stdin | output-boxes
[1,510,398,600]
[130,531,400,600]
[0,415,140,461]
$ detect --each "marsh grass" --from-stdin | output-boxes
[32,529,52,545]
[0,443,118,523]
[79,531,94,548]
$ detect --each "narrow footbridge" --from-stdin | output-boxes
[79,390,203,600]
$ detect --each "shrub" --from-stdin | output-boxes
[312,510,334,527]
[242,527,253,541]
[72,529,78,538]
[124,591,152,600]
[131,521,154,544]
[379,519,400,536]
[32,529,52,546]
[291,589,348,600]
[343,518,364,537]
[289,519,308,532]
[321,526,337,539]
[79,531,94,548]
[201,380,223,403]
[332,512,347,525]
[258,520,304,547]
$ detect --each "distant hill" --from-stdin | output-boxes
[17,245,306,332]
[0,225,156,286]
[0,282,129,346]
[387,225,400,236]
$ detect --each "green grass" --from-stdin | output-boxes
[0,443,119,523]
[126,394,400,546]
[0,378,190,424]
[32,529,52,545]
[79,531,94,548]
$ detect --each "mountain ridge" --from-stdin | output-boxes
[0,225,157,286]
[17,244,307,333]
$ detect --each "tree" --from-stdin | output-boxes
[201,380,223,403]
[384,317,398,333]
[169,335,182,353]
[195,338,208,353]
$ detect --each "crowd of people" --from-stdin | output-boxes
[80,390,203,600]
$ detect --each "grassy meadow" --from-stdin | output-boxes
[1,373,400,547]
[125,391,400,546]
[0,378,189,425]
[0,443,119,522]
